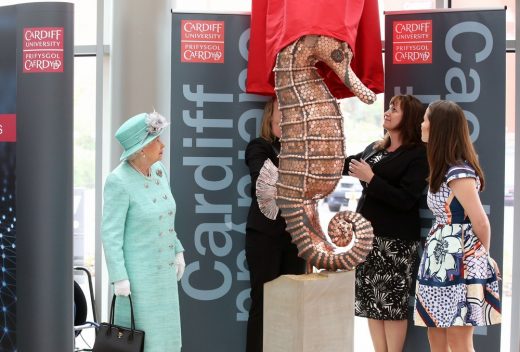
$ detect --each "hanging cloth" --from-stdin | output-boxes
[247,0,384,99]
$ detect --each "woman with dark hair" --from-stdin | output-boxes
[244,98,306,352]
[415,100,501,351]
[345,95,428,352]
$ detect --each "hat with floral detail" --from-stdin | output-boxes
[115,111,169,161]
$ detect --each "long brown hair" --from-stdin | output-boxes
[375,95,425,150]
[259,98,277,142]
[426,100,485,192]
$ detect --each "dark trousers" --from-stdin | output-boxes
[245,232,306,352]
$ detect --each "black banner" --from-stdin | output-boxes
[385,8,505,351]
[171,12,266,351]
[1,2,74,351]
[0,5,17,351]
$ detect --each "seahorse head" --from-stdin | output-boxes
[305,35,377,105]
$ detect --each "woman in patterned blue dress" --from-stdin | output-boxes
[415,100,501,351]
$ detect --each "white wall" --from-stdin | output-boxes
[109,0,172,170]
[171,0,251,12]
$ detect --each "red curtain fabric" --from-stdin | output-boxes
[246,0,384,99]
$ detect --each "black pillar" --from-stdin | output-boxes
[16,2,74,351]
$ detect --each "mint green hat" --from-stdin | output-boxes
[115,111,169,161]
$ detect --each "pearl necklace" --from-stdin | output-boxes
[128,160,151,178]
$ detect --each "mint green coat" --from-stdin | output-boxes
[101,161,184,352]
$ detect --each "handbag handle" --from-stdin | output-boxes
[108,294,137,332]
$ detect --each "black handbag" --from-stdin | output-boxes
[92,294,145,352]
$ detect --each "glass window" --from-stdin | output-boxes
[318,93,385,217]
[0,0,96,45]
[73,56,96,268]
[73,55,96,349]
[73,0,97,45]
[172,0,251,12]
[72,1,97,348]
[317,94,385,351]
[383,0,436,10]
[451,0,515,40]
[501,51,515,352]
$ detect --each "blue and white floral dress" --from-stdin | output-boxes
[414,164,501,327]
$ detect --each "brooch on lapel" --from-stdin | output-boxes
[156,169,163,177]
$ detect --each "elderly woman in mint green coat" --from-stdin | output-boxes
[101,111,185,352]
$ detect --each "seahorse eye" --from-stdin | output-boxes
[331,49,344,63]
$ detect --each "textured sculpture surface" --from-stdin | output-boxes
[257,35,375,270]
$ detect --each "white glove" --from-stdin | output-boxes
[175,252,185,281]
[114,279,131,296]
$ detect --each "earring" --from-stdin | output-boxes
[141,151,146,159]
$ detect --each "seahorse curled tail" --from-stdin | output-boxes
[265,35,375,270]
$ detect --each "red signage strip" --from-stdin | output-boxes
[0,114,16,142]
[180,20,225,63]
[23,27,64,73]
[392,20,432,64]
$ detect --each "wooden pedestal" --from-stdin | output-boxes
[263,271,355,352]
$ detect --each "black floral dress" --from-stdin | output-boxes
[355,150,420,320]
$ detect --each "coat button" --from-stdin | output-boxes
[168,210,173,216]
[169,228,174,233]
[163,194,168,200]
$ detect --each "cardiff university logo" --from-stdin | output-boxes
[180,20,225,64]
[23,27,64,73]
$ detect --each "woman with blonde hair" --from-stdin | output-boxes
[415,100,501,351]
[244,97,306,352]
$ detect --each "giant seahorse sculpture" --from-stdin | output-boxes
[257,35,375,271]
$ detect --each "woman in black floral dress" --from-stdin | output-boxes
[345,95,428,352]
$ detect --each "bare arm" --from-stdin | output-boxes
[449,177,490,251]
